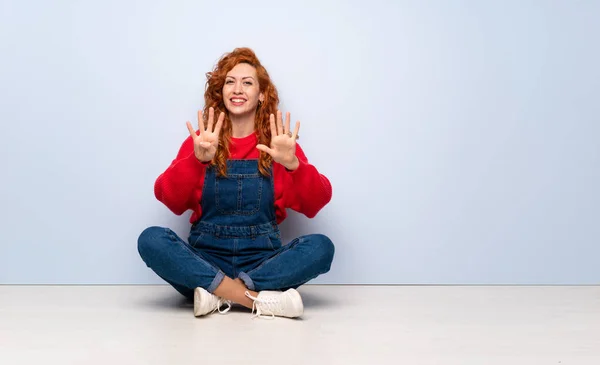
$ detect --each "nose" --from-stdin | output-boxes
[233,81,243,94]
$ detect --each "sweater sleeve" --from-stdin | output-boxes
[154,135,207,216]
[278,143,332,218]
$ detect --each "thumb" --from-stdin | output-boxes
[256,144,274,156]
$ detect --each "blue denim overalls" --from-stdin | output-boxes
[138,159,334,299]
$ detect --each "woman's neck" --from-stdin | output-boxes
[229,112,256,138]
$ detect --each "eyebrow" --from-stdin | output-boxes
[225,76,255,80]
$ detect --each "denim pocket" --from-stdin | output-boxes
[215,173,263,215]
[266,231,282,250]
[237,234,280,255]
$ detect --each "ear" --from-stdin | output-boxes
[259,93,265,103]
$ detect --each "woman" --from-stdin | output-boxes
[137,47,334,319]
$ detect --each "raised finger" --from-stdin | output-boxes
[214,112,225,137]
[197,110,204,131]
[284,112,291,135]
[207,107,214,131]
[276,110,283,135]
[187,121,198,138]
[291,121,300,141]
[269,114,277,137]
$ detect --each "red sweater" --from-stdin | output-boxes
[154,132,332,224]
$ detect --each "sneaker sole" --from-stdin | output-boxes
[286,289,304,318]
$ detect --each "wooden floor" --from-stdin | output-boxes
[1,285,599,364]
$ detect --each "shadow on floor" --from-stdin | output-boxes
[138,286,337,312]
[297,288,337,309]
[141,291,193,311]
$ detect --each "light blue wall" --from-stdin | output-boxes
[1,0,598,284]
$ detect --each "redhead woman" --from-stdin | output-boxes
[138,48,334,319]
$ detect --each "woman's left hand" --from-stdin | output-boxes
[257,111,301,170]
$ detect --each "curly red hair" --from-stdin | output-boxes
[202,47,279,177]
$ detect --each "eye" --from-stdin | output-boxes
[244,81,252,85]
[225,80,234,84]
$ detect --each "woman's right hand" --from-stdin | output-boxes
[186,107,224,163]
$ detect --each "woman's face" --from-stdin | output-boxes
[222,63,264,116]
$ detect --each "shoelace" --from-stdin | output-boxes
[211,298,232,315]
[245,291,281,319]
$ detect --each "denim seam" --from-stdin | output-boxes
[244,236,302,278]
[194,220,278,239]
[189,232,205,248]
[268,169,277,221]
[199,167,210,213]
[237,176,242,211]
[232,238,238,278]
[168,230,221,275]
[266,234,276,250]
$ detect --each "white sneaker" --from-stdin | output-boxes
[193,287,232,317]
[245,289,304,319]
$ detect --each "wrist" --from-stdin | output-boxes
[283,156,300,171]
[196,155,211,164]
